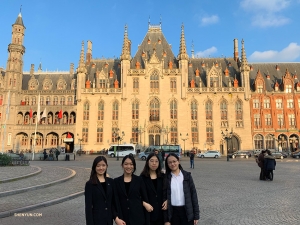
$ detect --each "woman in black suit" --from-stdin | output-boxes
[114,154,150,225]
[140,153,167,225]
[85,156,125,225]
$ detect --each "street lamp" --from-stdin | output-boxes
[162,126,170,144]
[221,128,233,160]
[180,133,188,156]
[77,134,83,156]
[114,129,125,161]
[138,126,145,151]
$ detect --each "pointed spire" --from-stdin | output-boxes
[14,11,25,27]
[76,41,87,74]
[120,24,131,60]
[191,41,194,59]
[240,39,249,72]
[38,59,42,72]
[177,24,189,60]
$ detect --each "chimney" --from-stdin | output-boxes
[86,40,92,65]
[30,64,34,76]
[233,39,238,62]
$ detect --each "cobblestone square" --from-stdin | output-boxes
[1,155,300,225]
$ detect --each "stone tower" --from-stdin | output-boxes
[120,25,131,100]
[240,39,251,100]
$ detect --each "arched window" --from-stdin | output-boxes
[46,96,50,105]
[235,100,243,127]
[150,71,159,93]
[131,127,138,143]
[265,134,275,149]
[40,96,44,106]
[112,101,119,120]
[205,100,213,120]
[98,101,104,120]
[21,134,28,146]
[67,96,73,105]
[170,126,178,144]
[191,101,197,120]
[220,101,227,125]
[82,128,88,143]
[53,96,58,105]
[60,97,65,105]
[132,101,139,119]
[170,100,177,119]
[191,127,198,144]
[149,98,160,121]
[83,102,90,120]
[31,97,36,105]
[97,127,103,143]
[254,134,264,149]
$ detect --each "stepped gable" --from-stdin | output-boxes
[86,59,121,83]
[249,63,300,91]
[21,72,74,90]
[188,57,240,87]
[131,25,177,69]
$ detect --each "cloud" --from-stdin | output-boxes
[200,15,219,26]
[195,47,217,57]
[249,43,300,61]
[241,0,290,12]
[240,0,291,27]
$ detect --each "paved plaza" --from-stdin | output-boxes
[0,155,300,225]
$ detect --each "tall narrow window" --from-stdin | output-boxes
[150,71,159,93]
[82,128,88,143]
[191,127,198,144]
[220,101,228,127]
[276,99,282,108]
[205,101,212,120]
[97,127,103,143]
[265,134,275,149]
[133,78,139,93]
[40,96,44,106]
[277,114,284,127]
[83,102,90,120]
[149,98,159,121]
[98,101,104,120]
[285,84,292,93]
[112,101,119,120]
[253,99,260,109]
[287,99,294,108]
[289,114,296,127]
[254,134,264,149]
[21,135,28,146]
[60,97,65,105]
[206,127,213,144]
[131,127,138,143]
[67,96,73,105]
[235,100,243,127]
[112,127,118,143]
[99,79,106,88]
[265,114,272,126]
[31,97,36,105]
[132,101,139,119]
[53,96,58,105]
[46,96,50,105]
[170,126,178,144]
[254,114,261,127]
[170,100,177,119]
[191,101,198,120]
[25,97,29,105]
[263,98,270,108]
[170,78,177,93]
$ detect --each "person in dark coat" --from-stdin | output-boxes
[164,153,200,225]
[140,153,167,225]
[85,156,125,225]
[114,154,150,225]
[264,149,276,181]
[55,149,60,161]
[189,150,195,169]
[256,150,266,180]
[43,149,48,160]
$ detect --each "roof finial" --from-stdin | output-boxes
[177,23,188,60]
[20,5,22,13]
[160,14,162,25]
[148,16,150,27]
[191,40,194,59]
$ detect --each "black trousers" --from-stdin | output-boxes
[259,168,266,180]
[266,170,274,181]
[150,220,164,225]
[171,206,194,225]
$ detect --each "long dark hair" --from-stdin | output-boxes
[165,153,183,174]
[140,153,162,177]
[121,154,136,174]
[90,156,108,184]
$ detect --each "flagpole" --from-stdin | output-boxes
[1,91,10,154]
[32,93,40,160]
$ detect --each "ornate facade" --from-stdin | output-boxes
[1,12,299,154]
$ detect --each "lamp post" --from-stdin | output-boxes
[114,129,125,161]
[138,126,145,151]
[163,126,170,145]
[221,128,233,161]
[77,134,83,156]
[180,133,188,157]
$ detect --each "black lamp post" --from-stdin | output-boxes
[114,130,125,161]
[180,133,188,157]
[77,133,83,156]
[221,128,233,161]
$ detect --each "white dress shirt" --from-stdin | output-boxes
[170,170,185,206]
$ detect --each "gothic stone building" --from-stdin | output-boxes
[1,12,300,154]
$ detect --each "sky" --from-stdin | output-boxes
[0,0,300,72]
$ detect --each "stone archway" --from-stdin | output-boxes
[289,134,299,152]
[227,135,240,153]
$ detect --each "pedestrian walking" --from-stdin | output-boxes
[114,154,150,225]
[164,153,200,225]
[55,148,60,161]
[43,149,48,160]
[140,153,167,225]
[85,156,125,225]
[264,149,276,181]
[256,150,266,180]
[189,150,195,169]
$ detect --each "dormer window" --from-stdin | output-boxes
[285,84,292,93]
[57,81,65,90]
[43,81,51,90]
[257,85,263,93]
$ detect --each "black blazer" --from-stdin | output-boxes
[140,174,167,222]
[114,174,150,225]
[85,177,120,225]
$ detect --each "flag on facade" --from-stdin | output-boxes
[58,109,63,119]
[67,133,72,138]
[41,108,47,119]
[29,108,33,118]
[36,94,41,121]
